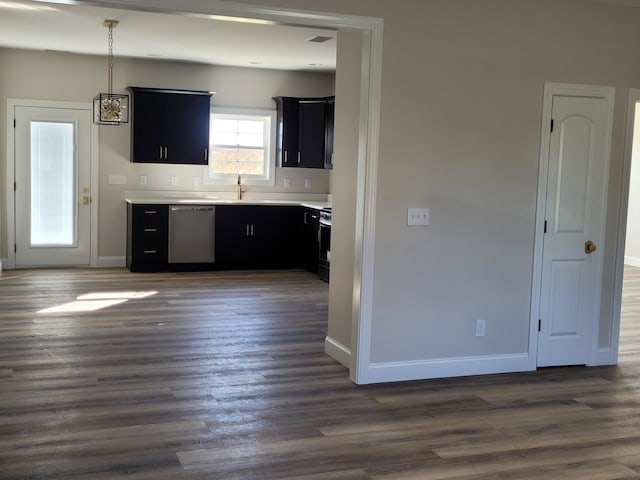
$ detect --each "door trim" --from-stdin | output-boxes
[610,89,640,364]
[529,83,615,369]
[5,99,99,269]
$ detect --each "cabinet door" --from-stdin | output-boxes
[275,97,300,167]
[253,206,304,268]
[298,100,326,169]
[164,93,210,165]
[324,97,335,169]
[130,91,164,163]
[214,206,255,269]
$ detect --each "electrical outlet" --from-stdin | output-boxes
[475,319,486,337]
[304,178,312,189]
[407,208,430,226]
[139,175,147,185]
[284,178,291,189]
[170,176,178,186]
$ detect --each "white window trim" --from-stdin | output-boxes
[203,106,276,187]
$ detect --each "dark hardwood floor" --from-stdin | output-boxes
[2,266,640,479]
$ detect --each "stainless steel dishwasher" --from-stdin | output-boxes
[168,205,215,263]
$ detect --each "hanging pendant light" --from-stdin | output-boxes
[93,20,128,125]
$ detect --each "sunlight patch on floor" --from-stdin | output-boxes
[38,291,157,313]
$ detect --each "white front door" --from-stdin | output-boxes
[14,105,92,267]
[537,91,612,366]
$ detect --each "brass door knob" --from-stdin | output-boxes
[80,195,91,205]
[585,240,597,254]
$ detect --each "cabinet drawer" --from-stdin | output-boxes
[132,241,167,262]
[135,226,165,243]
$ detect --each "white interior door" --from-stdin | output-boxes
[537,92,612,367]
[14,105,92,267]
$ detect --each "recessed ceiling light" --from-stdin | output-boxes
[0,1,56,10]
[207,14,275,25]
[307,36,333,43]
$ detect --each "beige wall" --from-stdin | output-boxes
[221,0,640,362]
[5,0,640,378]
[0,48,335,259]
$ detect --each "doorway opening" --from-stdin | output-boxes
[620,98,640,363]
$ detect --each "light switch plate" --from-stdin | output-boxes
[407,208,429,226]
[304,178,312,189]
[139,175,147,185]
[170,176,178,186]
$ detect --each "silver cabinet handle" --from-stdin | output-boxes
[284,150,288,164]
[164,146,168,159]
[204,148,208,161]
[251,224,254,236]
[143,250,157,254]
[159,146,163,159]
[304,212,308,224]
[144,210,158,214]
[297,152,301,164]
[246,224,250,237]
[143,228,157,232]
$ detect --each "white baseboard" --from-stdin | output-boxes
[324,336,351,367]
[364,353,532,384]
[97,256,126,268]
[624,256,640,267]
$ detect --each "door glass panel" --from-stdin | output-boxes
[30,121,75,246]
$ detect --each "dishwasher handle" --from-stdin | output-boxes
[170,205,215,212]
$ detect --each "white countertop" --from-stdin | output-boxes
[125,192,330,210]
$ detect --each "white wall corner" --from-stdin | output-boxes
[98,256,126,268]
[324,336,351,367]
[364,353,532,384]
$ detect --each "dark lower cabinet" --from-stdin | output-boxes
[126,204,319,273]
[215,205,304,269]
[126,204,169,272]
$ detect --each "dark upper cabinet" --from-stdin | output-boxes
[274,96,334,169]
[324,96,335,169]
[128,87,211,165]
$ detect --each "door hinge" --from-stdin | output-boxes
[13,118,16,128]
[538,319,542,332]
[550,119,554,133]
[544,220,547,233]
[14,244,17,253]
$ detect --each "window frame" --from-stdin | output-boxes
[203,107,276,186]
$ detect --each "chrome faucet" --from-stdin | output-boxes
[237,175,246,200]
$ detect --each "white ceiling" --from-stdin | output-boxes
[0,0,337,71]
